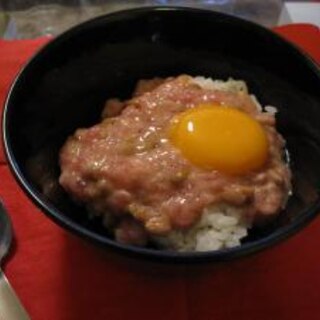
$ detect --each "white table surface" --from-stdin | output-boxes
[279,2,320,27]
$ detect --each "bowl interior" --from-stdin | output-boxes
[4,7,320,261]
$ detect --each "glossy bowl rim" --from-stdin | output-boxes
[2,6,320,263]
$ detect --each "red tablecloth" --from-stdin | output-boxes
[1,24,320,320]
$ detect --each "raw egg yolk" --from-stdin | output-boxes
[169,105,269,175]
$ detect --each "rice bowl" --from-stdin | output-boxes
[4,7,320,262]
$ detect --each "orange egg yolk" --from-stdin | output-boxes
[169,105,269,175]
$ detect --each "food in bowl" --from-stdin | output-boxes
[59,75,291,251]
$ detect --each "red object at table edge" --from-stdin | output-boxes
[0,24,320,320]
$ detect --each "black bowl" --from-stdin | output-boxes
[2,7,320,263]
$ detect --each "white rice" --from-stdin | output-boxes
[193,76,249,93]
[154,204,249,252]
[193,76,278,115]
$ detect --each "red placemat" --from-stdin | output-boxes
[1,24,320,320]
